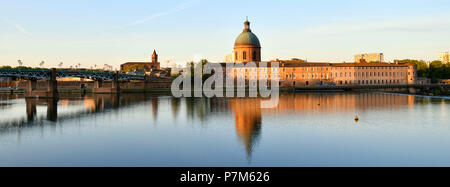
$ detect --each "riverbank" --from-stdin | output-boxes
[381,87,450,97]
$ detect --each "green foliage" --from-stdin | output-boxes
[433,89,442,96]
[395,59,450,80]
[186,59,213,84]
[0,66,36,69]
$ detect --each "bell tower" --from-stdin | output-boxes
[152,49,158,63]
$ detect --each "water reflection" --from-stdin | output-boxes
[0,94,148,131]
[230,98,262,159]
[25,98,58,122]
[0,92,448,165]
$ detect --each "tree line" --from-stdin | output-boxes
[395,59,450,81]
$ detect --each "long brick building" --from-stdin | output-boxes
[226,19,417,87]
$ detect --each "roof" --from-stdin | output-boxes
[331,62,410,67]
[121,62,158,65]
[235,32,261,47]
[234,20,261,47]
[215,62,412,68]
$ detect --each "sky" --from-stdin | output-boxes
[1,0,450,69]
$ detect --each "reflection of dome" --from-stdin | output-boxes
[235,31,261,47]
[231,98,262,160]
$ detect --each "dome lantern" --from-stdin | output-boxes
[234,18,261,47]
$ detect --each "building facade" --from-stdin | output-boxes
[439,52,449,64]
[227,61,416,87]
[121,50,161,73]
[225,21,416,87]
[354,53,384,63]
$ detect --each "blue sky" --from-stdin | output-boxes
[1,0,450,69]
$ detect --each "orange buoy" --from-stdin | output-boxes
[354,116,359,121]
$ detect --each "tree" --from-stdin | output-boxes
[395,59,429,77]
[186,59,212,84]
[428,60,448,80]
[396,59,450,81]
[0,66,12,69]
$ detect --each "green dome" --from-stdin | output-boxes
[234,31,261,47]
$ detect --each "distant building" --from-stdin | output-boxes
[270,58,306,63]
[225,53,235,63]
[103,64,113,71]
[121,50,161,74]
[170,64,183,76]
[355,53,384,63]
[439,52,449,64]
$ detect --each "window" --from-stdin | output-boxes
[235,52,238,60]
[252,51,257,61]
[243,51,247,60]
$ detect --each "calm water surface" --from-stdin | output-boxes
[0,92,448,166]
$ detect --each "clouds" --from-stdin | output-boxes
[297,15,450,37]
[0,17,32,36]
[128,0,200,26]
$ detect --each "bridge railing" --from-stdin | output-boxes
[0,68,145,80]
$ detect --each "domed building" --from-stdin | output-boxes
[234,18,261,63]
